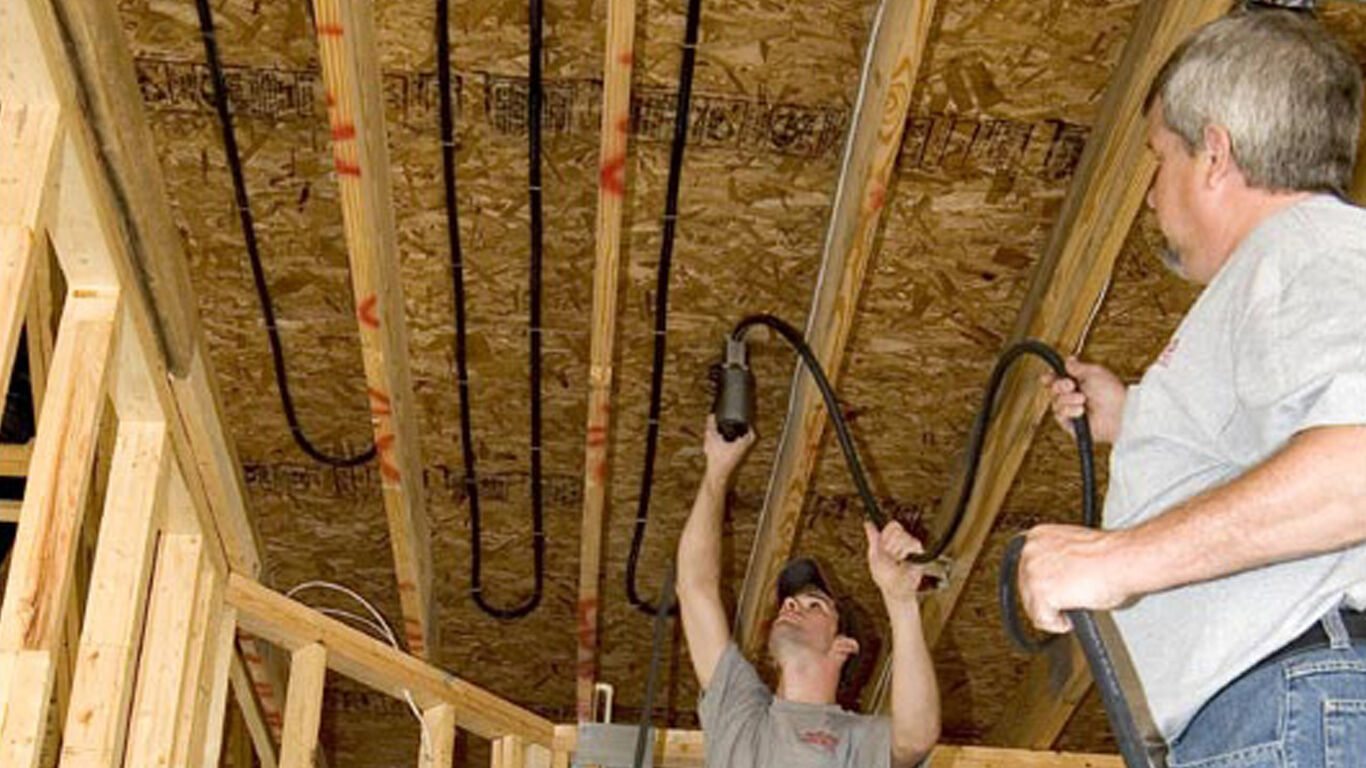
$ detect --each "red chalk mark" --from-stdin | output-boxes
[331,123,357,141]
[599,154,626,197]
[397,579,417,593]
[253,682,274,696]
[374,433,401,481]
[615,115,630,135]
[618,49,633,66]
[325,91,335,108]
[357,295,380,328]
[334,157,362,177]
[591,459,608,484]
[575,597,598,649]
[368,387,392,416]
[575,659,597,679]
[586,425,607,447]
[379,460,401,483]
[318,23,345,36]
[869,183,887,211]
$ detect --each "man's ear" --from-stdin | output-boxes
[832,635,859,661]
[1201,124,1238,187]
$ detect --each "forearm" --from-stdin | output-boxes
[676,472,728,595]
[1114,425,1366,596]
[885,596,939,765]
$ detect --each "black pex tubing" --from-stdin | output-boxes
[195,0,376,468]
[625,0,706,617]
[446,0,546,620]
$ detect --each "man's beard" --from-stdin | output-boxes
[1157,244,1187,279]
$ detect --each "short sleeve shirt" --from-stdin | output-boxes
[1104,195,1366,740]
[698,644,891,768]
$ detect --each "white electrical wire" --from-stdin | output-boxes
[285,580,433,760]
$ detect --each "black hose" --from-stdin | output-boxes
[194,0,376,468]
[625,0,706,617]
[731,314,889,532]
[633,564,677,768]
[460,0,546,619]
[991,344,1155,768]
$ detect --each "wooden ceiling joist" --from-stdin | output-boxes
[574,0,638,720]
[310,0,435,660]
[733,0,938,659]
[865,0,1234,732]
[226,573,557,747]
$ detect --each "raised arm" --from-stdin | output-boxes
[865,521,940,768]
[677,416,755,688]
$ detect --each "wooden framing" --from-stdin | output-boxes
[279,643,328,768]
[551,726,1122,768]
[227,572,556,745]
[421,704,458,768]
[734,0,938,658]
[866,0,1233,735]
[574,0,638,719]
[310,0,435,659]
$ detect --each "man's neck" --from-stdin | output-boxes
[775,658,840,705]
[1202,189,1316,280]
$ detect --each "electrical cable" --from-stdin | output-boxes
[286,581,433,758]
[625,0,706,617]
[193,0,375,468]
[438,0,545,619]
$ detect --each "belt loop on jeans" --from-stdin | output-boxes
[1324,607,1352,650]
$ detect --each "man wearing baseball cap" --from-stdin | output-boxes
[676,416,940,768]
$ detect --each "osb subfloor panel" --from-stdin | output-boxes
[111,0,1366,764]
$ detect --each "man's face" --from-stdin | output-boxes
[1145,105,1207,282]
[768,588,840,661]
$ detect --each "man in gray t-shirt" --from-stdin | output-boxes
[1020,9,1366,763]
[677,417,939,768]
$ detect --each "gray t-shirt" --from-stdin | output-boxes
[698,644,891,768]
[1105,194,1366,740]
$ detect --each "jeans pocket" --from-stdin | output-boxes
[1168,742,1282,768]
[1324,699,1366,768]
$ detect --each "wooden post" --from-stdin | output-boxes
[230,649,281,768]
[0,292,119,768]
[865,0,1234,730]
[734,0,938,659]
[419,704,456,768]
[309,0,434,659]
[59,423,169,768]
[574,0,637,719]
[121,531,207,766]
[278,643,328,768]
[197,605,241,768]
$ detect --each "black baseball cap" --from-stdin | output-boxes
[776,557,877,708]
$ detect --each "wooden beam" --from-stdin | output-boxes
[734,0,938,658]
[0,102,62,417]
[226,573,556,746]
[59,422,169,768]
[0,443,32,479]
[310,0,434,659]
[420,704,457,768]
[230,649,281,768]
[278,643,328,768]
[985,635,1090,747]
[865,0,1233,726]
[0,501,18,524]
[574,0,637,719]
[46,0,205,372]
[550,726,1123,767]
[197,604,241,768]
[170,559,225,767]
[121,532,207,767]
[0,292,118,768]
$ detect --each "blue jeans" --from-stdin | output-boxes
[1168,609,1366,768]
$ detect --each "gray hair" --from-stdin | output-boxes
[1145,9,1363,196]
